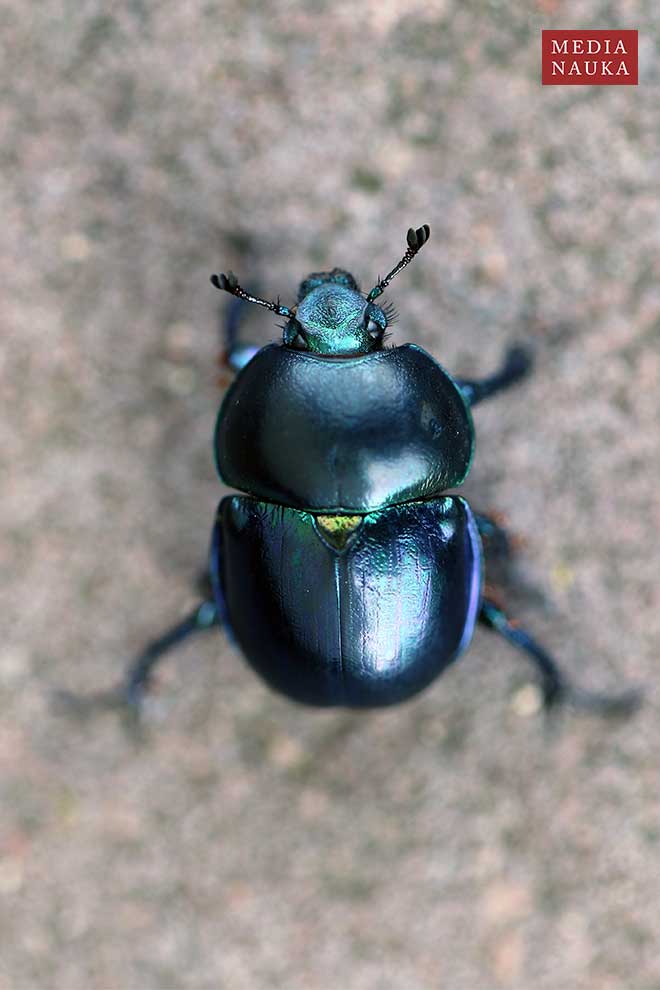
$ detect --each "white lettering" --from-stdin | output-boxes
[551,39,568,54]
[555,59,630,77]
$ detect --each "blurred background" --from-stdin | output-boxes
[2,1,659,987]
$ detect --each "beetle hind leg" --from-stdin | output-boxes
[55,600,219,726]
[480,597,642,717]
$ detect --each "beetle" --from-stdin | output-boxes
[67,224,639,719]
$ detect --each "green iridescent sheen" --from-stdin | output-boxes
[291,282,386,355]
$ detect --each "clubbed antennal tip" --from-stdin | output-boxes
[367,223,431,303]
[210,270,294,319]
[407,223,430,251]
[211,271,239,293]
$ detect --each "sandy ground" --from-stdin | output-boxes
[1,2,660,988]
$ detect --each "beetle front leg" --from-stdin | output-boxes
[456,344,533,408]
[219,296,261,374]
[479,597,642,716]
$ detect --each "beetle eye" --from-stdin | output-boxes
[283,320,308,349]
[364,305,385,340]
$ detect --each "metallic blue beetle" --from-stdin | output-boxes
[73,225,639,718]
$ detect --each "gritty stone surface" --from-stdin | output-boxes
[1,2,659,988]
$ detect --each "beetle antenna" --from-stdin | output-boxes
[367,224,430,303]
[211,271,294,319]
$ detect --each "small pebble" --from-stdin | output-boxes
[510,684,543,718]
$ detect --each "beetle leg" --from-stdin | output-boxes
[474,512,517,560]
[479,597,642,716]
[55,600,219,724]
[219,296,261,376]
[456,344,533,408]
[120,600,218,706]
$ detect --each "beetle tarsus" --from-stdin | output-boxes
[480,597,641,718]
[502,343,533,380]
[456,343,534,408]
[562,683,643,717]
[56,601,219,726]
[119,599,218,708]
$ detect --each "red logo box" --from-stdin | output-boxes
[542,30,638,85]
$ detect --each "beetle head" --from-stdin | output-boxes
[210,224,429,357]
[283,268,388,355]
